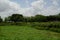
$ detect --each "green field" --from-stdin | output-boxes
[0,26,60,40]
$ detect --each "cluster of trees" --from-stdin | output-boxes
[0,13,60,22]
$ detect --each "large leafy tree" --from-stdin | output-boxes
[10,14,24,22]
[34,15,47,22]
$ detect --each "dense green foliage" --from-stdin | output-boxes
[3,13,60,22]
[0,26,60,40]
[0,22,60,33]
[30,22,60,33]
[0,13,60,22]
[0,16,3,22]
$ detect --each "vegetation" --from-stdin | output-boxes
[0,13,60,40]
[0,26,60,40]
[30,22,60,33]
[3,13,60,22]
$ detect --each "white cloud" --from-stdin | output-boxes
[0,0,21,18]
[30,0,60,16]
[31,0,45,9]
[0,0,60,18]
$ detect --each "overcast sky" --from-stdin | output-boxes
[0,0,60,18]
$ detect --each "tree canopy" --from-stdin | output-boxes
[1,13,60,22]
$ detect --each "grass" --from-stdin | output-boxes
[0,25,60,40]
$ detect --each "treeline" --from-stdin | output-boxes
[0,13,60,32]
[4,13,60,22]
[0,13,60,22]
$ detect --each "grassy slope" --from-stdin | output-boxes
[0,26,60,40]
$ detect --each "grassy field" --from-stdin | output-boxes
[0,26,60,40]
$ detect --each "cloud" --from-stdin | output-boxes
[30,0,60,16]
[19,0,60,16]
[0,0,21,18]
[0,0,60,18]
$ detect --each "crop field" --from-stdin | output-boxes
[0,25,60,40]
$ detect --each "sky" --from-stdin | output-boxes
[0,0,60,18]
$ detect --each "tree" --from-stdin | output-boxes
[56,14,60,21]
[34,15,47,22]
[46,15,56,21]
[10,14,24,22]
[0,16,3,22]
[5,16,11,22]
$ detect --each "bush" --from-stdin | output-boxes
[0,22,60,33]
[30,22,60,33]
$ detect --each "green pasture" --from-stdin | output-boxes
[0,26,60,40]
